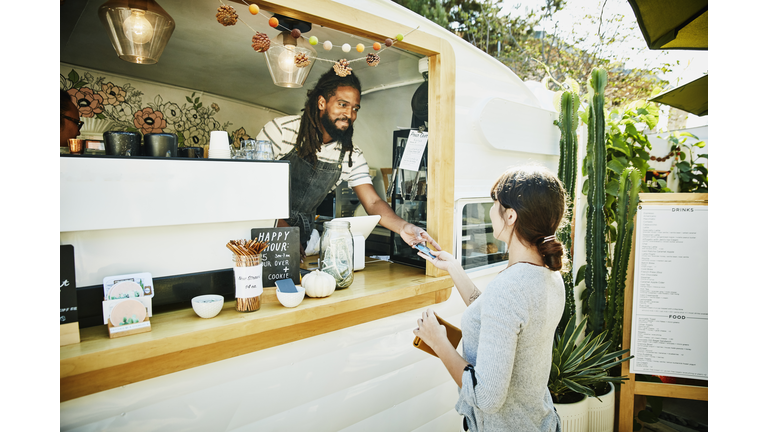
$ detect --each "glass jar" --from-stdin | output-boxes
[232,252,263,312]
[254,140,274,160]
[319,221,354,289]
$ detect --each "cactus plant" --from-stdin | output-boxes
[605,167,642,352]
[582,67,609,335]
[555,87,580,333]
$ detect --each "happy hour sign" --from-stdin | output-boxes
[250,227,300,287]
[60,245,78,324]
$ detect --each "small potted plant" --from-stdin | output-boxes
[549,316,633,432]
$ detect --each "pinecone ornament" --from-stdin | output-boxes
[333,59,353,77]
[366,53,380,67]
[251,32,270,52]
[294,52,311,68]
[216,5,238,27]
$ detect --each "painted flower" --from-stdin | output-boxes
[204,117,222,134]
[103,103,135,125]
[211,103,220,112]
[231,127,250,148]
[68,87,104,118]
[184,109,202,126]
[183,125,208,147]
[134,107,167,134]
[98,82,127,106]
[159,102,184,126]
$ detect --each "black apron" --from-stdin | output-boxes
[281,146,346,248]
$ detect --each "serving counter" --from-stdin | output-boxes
[60,257,453,402]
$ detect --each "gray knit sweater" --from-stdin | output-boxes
[456,263,565,431]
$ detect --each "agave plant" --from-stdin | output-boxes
[549,315,633,404]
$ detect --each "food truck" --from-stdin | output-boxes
[60,1,563,429]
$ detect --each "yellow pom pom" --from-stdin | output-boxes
[248,4,259,15]
[356,43,365,53]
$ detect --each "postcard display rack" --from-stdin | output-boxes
[618,193,708,431]
[102,272,154,338]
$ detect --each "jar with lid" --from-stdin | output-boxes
[319,221,354,289]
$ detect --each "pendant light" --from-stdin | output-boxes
[263,15,316,88]
[98,0,175,65]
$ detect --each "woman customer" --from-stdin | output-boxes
[413,165,566,432]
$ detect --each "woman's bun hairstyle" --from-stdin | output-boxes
[490,165,567,271]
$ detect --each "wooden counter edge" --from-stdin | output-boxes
[61,280,453,402]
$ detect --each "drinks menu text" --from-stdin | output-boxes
[629,205,708,380]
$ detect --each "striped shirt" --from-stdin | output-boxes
[255,115,372,189]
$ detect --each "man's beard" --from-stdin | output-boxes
[320,110,354,143]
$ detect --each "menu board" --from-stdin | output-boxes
[398,130,428,172]
[629,205,708,380]
[60,245,78,325]
[251,227,300,287]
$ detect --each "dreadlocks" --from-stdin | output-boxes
[296,66,361,167]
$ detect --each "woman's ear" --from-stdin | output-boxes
[318,95,326,111]
[505,208,517,226]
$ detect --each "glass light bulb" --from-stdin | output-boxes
[123,10,154,44]
[278,46,297,73]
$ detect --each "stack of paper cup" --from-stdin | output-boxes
[208,131,231,159]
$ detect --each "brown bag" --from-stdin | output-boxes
[413,313,463,357]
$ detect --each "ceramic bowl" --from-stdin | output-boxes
[191,294,224,318]
[276,286,306,308]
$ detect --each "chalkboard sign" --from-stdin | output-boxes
[60,245,79,324]
[250,227,301,287]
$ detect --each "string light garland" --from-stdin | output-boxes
[215,0,419,75]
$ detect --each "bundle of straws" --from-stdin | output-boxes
[226,239,269,312]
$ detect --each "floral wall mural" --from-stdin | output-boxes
[59,64,284,150]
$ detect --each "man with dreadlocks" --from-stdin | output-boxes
[256,65,439,261]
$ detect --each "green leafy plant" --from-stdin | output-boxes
[549,315,632,404]
[668,132,708,193]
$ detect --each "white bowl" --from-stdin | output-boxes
[191,294,224,318]
[276,286,306,308]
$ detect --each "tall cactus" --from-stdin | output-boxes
[556,87,580,334]
[605,167,642,352]
[582,67,609,335]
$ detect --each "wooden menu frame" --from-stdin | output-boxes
[618,193,708,431]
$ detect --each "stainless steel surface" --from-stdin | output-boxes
[144,133,178,157]
[103,131,141,156]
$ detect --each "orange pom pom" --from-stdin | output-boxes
[269,17,279,28]
[373,42,381,51]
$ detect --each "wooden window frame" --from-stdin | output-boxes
[242,1,456,277]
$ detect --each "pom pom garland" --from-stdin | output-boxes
[216,2,419,71]
[333,59,353,77]
[366,53,380,67]
[251,32,270,52]
[216,5,238,26]
[295,52,311,68]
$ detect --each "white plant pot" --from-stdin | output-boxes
[554,394,589,432]
[587,383,615,432]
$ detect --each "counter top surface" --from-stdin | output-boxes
[60,257,453,402]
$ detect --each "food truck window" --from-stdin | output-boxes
[455,199,508,271]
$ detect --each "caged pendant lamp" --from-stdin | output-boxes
[98,0,175,64]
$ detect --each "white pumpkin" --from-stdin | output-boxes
[302,270,336,298]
